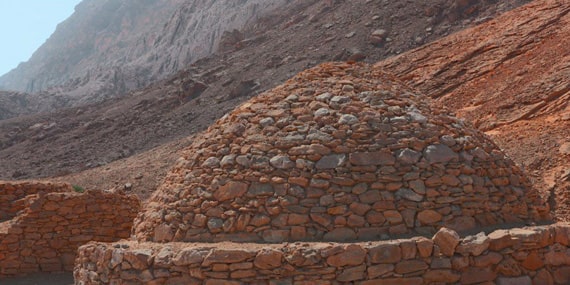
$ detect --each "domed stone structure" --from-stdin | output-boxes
[133,62,549,243]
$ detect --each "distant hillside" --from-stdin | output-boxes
[0,0,288,108]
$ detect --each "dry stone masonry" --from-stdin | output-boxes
[0,181,140,277]
[76,223,570,284]
[133,62,550,243]
[73,62,566,284]
[0,181,71,222]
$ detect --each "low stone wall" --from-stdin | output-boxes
[0,186,140,277]
[75,223,570,284]
[0,181,72,222]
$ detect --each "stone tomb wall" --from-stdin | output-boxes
[75,223,570,284]
[0,181,140,277]
[0,181,71,222]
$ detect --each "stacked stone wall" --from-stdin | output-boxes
[133,63,550,244]
[0,181,71,222]
[0,183,140,277]
[75,223,570,284]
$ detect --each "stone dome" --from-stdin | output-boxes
[133,62,549,243]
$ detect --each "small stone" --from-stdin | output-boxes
[341,85,354,94]
[369,243,401,264]
[270,155,295,169]
[337,264,366,282]
[316,154,346,169]
[408,111,427,124]
[323,228,356,242]
[444,216,476,232]
[207,218,224,233]
[396,188,424,202]
[248,183,274,197]
[350,151,395,166]
[316,92,333,102]
[339,114,359,125]
[522,251,544,270]
[254,249,283,269]
[424,144,458,164]
[331,96,351,104]
[456,232,490,256]
[417,210,442,225]
[371,29,387,37]
[397,149,422,164]
[202,157,220,168]
[314,108,330,117]
[220,154,236,167]
[433,227,460,257]
[409,180,426,194]
[235,155,250,167]
[395,260,428,274]
[368,264,394,279]
[173,248,208,266]
[460,268,497,285]
[424,270,461,283]
[260,117,275,127]
[384,210,403,224]
[326,245,366,267]
[474,252,503,267]
[214,181,248,202]
[202,249,255,266]
[415,237,433,258]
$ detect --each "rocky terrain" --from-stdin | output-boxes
[0,0,530,187]
[0,0,289,112]
[376,0,570,221]
[1,0,570,283]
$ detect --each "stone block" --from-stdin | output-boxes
[433,227,460,257]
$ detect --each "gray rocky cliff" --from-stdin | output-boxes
[0,0,287,109]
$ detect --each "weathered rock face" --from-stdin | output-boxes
[133,62,549,243]
[0,91,31,121]
[0,0,288,107]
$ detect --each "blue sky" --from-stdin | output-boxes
[0,0,82,76]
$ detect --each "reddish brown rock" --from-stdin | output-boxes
[213,181,248,202]
[522,251,544,271]
[417,210,442,225]
[202,250,255,266]
[369,243,402,264]
[415,237,434,258]
[460,268,497,285]
[367,264,394,279]
[326,245,366,267]
[424,270,461,283]
[433,227,460,257]
[394,260,428,274]
[456,232,490,256]
[349,151,395,166]
[254,249,283,270]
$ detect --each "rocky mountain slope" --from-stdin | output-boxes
[0,0,530,185]
[0,0,289,112]
[376,0,570,220]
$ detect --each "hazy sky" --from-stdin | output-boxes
[0,0,82,76]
